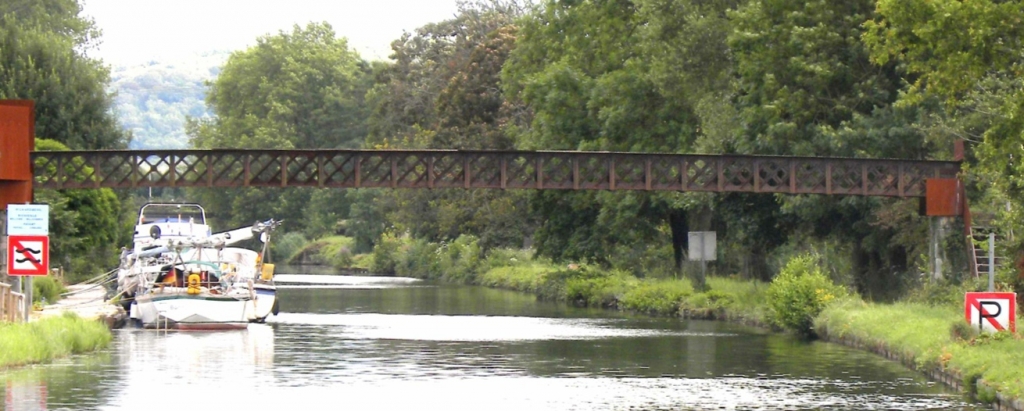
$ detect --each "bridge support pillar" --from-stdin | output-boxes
[0,100,35,210]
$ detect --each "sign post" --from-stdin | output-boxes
[964,292,1016,333]
[688,231,716,287]
[6,204,49,321]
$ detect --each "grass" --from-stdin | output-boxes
[815,299,1024,401]
[0,313,112,369]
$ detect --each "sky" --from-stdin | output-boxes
[80,0,464,66]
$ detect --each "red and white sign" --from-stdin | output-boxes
[6,235,49,276]
[964,292,1017,333]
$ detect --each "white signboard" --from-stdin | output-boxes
[6,204,49,235]
[688,231,717,261]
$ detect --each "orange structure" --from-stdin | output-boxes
[0,100,34,209]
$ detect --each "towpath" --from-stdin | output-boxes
[35,283,123,324]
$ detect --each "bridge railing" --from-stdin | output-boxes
[30,150,960,197]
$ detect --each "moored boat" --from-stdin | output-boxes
[116,203,281,330]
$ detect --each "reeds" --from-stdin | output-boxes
[0,312,112,369]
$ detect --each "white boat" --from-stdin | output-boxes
[116,203,282,329]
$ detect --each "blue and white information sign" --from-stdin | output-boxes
[6,204,49,235]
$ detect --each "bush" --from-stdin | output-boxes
[483,248,534,270]
[766,255,845,335]
[272,232,308,263]
[370,232,402,275]
[619,279,694,315]
[563,270,634,307]
[395,238,441,279]
[33,276,66,304]
[437,235,482,283]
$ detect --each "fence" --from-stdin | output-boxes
[0,282,27,322]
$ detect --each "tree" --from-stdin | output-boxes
[728,0,903,156]
[34,139,123,281]
[360,2,536,250]
[0,0,128,149]
[500,0,705,282]
[187,23,373,233]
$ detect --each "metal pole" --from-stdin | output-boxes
[988,233,995,292]
[928,218,935,281]
[937,217,942,278]
[26,277,32,322]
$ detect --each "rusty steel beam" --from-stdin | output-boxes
[29,149,961,197]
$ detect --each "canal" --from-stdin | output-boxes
[3,270,979,410]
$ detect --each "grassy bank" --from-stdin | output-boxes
[0,313,112,369]
[816,299,1024,402]
[370,234,769,322]
[369,233,1024,406]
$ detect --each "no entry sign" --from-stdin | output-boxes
[964,292,1017,333]
[6,235,49,276]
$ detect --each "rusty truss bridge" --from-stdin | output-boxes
[30,150,960,197]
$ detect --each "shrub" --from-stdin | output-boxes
[370,232,402,275]
[437,235,482,283]
[395,238,441,279]
[272,232,308,263]
[483,248,534,270]
[563,271,633,307]
[33,276,66,304]
[766,255,845,335]
[619,279,694,315]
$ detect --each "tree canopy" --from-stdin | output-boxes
[0,0,127,149]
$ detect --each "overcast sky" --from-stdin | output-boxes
[81,0,464,66]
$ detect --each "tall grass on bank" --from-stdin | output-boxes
[0,313,112,369]
[815,300,1024,401]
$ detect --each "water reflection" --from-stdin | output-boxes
[0,274,983,410]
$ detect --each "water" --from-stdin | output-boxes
[2,268,979,410]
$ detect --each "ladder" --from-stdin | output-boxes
[968,213,1005,277]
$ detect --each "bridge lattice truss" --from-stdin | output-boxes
[30,150,960,197]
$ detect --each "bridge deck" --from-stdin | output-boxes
[30,150,960,197]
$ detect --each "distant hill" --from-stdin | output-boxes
[109,51,229,149]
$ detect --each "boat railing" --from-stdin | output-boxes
[0,283,27,322]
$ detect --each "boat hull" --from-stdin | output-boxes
[134,291,251,330]
[248,283,277,323]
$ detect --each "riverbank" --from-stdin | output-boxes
[361,235,1023,409]
[0,313,112,369]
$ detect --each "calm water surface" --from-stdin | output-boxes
[3,267,979,410]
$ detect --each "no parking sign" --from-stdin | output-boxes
[964,292,1017,333]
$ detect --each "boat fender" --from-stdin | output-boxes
[271,298,280,316]
[187,273,201,295]
[150,225,161,239]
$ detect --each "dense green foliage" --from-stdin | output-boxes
[34,139,124,281]
[765,255,844,335]
[0,0,127,149]
[186,22,372,233]
[31,275,65,304]
[287,236,357,269]
[0,313,111,369]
